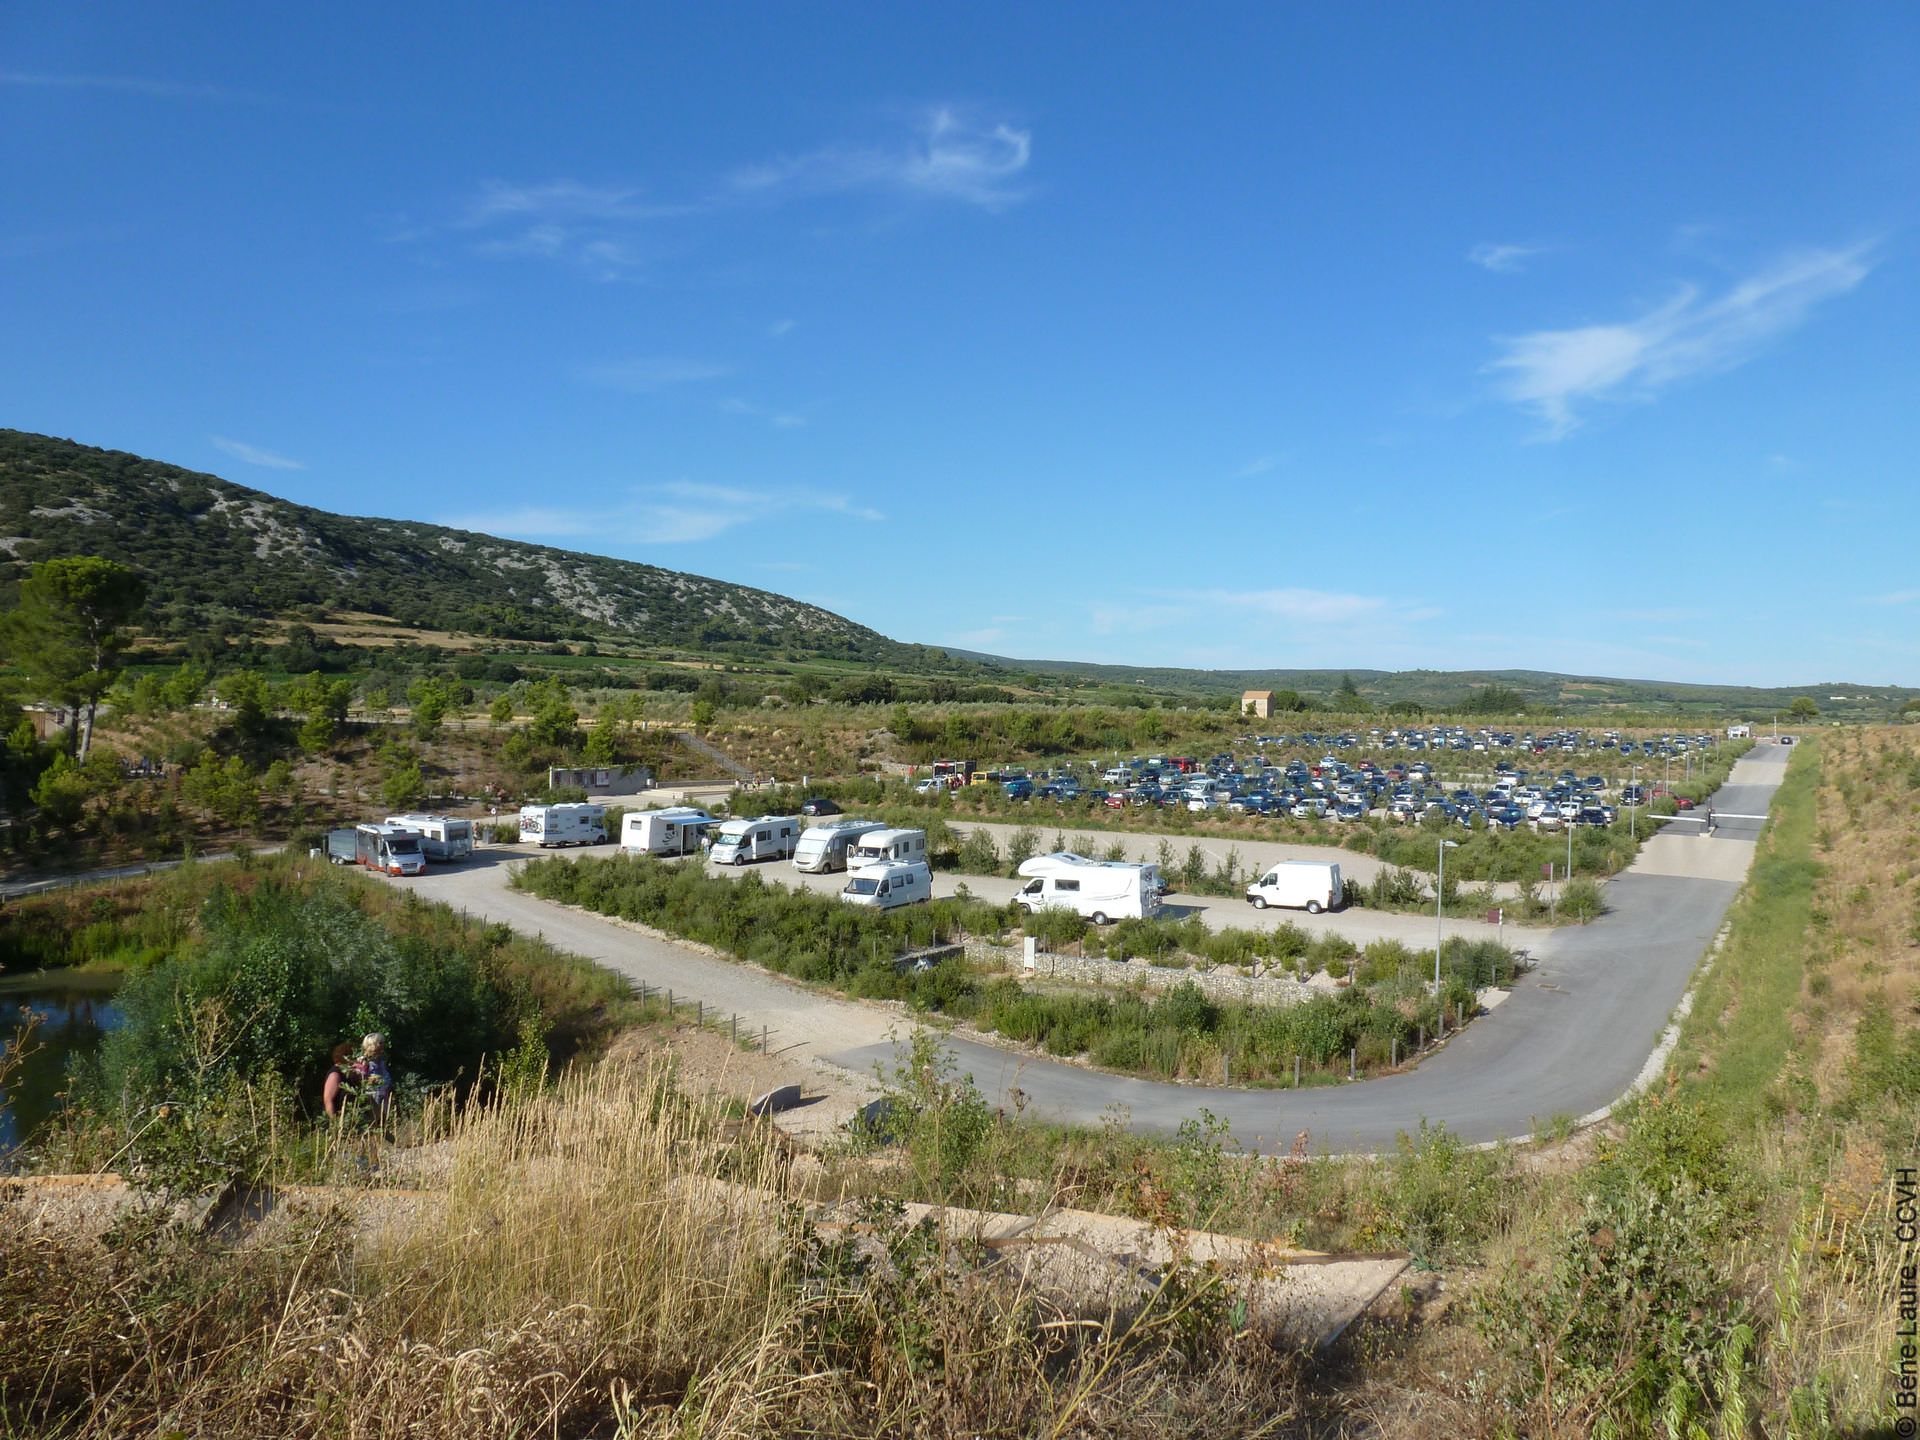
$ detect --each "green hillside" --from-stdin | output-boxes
[0,430,915,663]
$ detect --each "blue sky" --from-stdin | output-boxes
[5,4,1918,686]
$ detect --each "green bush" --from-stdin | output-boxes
[89,878,517,1117]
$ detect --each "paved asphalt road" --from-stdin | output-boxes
[3,744,1787,1156]
[828,743,1791,1153]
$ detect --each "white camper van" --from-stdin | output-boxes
[1245,860,1343,914]
[519,803,608,848]
[620,807,713,857]
[847,827,928,872]
[1014,852,1164,925]
[707,815,799,865]
[793,818,890,874]
[353,823,426,876]
[838,860,934,910]
[384,814,474,863]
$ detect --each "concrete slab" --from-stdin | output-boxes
[1629,834,1758,883]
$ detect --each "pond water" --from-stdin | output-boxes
[0,970,122,1154]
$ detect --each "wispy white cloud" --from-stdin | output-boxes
[0,70,253,102]
[1233,454,1284,479]
[1469,242,1545,274]
[211,435,304,470]
[1091,588,1435,632]
[1865,589,1920,606]
[1193,587,1392,624]
[1488,242,1876,438]
[729,107,1031,211]
[445,482,882,547]
[459,179,683,228]
[1601,607,1707,624]
[580,358,732,392]
[438,109,1031,280]
[768,318,797,339]
[720,397,808,429]
[950,626,1008,649]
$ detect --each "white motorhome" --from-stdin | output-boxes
[519,803,608,848]
[619,806,714,857]
[838,860,934,910]
[384,813,474,863]
[1245,860,1343,914]
[707,815,799,865]
[793,818,890,874]
[1014,852,1164,925]
[353,823,426,877]
[847,827,927,872]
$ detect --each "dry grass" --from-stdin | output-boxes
[0,1058,1310,1438]
[1803,726,1920,1100]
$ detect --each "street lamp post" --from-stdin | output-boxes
[1435,838,1459,993]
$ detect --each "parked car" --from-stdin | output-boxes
[1003,778,1035,800]
[799,797,843,817]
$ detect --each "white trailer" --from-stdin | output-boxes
[620,806,714,857]
[793,818,890,874]
[1014,852,1164,925]
[384,813,474,863]
[839,860,934,910]
[707,815,799,865]
[1245,860,1343,914]
[848,827,928,872]
[519,803,608,848]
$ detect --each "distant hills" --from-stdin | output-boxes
[954,654,1915,719]
[1,429,1909,718]
[0,430,911,662]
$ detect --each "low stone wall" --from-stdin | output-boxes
[962,939,1335,1007]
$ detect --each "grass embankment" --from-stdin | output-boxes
[1345,731,1916,1435]
[515,853,1513,1084]
[0,1058,1313,1437]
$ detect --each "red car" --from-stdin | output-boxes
[1104,792,1127,809]
[1675,796,1696,810]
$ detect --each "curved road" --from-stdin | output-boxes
[827,744,1786,1152]
[16,745,1776,1156]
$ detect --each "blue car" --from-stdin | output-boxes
[1003,778,1035,800]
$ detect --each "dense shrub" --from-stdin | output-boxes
[90,879,517,1112]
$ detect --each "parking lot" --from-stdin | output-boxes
[909,723,1733,837]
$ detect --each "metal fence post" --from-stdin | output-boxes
[1392,1037,1398,1067]
[761,1025,769,1053]
[731,1014,738,1045]
[1293,1055,1301,1088]
[1349,1047,1356,1080]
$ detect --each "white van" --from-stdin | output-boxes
[839,860,933,910]
[1014,852,1164,925]
[620,806,714,857]
[847,827,928,872]
[353,823,426,876]
[793,818,890,874]
[384,814,474,862]
[519,803,608,848]
[1245,860,1343,914]
[708,815,799,865]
